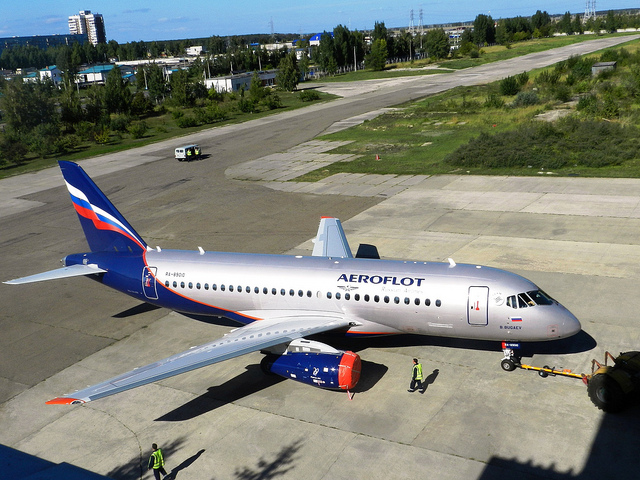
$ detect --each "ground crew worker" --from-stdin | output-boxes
[148,443,168,479]
[186,148,193,160]
[408,358,424,393]
[194,146,200,157]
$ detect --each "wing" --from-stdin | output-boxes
[311,217,353,258]
[47,312,353,404]
[4,264,107,285]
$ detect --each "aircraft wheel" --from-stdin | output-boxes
[588,373,627,413]
[501,359,516,372]
[539,369,549,378]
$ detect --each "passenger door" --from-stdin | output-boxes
[468,286,489,326]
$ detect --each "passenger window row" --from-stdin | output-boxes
[164,280,442,307]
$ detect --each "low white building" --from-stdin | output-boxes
[76,64,114,85]
[185,46,204,56]
[39,65,63,85]
[204,70,276,93]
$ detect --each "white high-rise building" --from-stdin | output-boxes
[68,10,106,46]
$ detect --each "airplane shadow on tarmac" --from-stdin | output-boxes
[316,329,597,359]
[156,359,388,421]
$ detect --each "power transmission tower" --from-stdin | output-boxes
[584,0,596,22]
[419,8,424,49]
[269,17,274,42]
[410,9,415,34]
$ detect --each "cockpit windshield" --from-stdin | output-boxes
[527,290,554,305]
[506,290,555,309]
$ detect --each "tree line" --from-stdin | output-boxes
[464,9,640,48]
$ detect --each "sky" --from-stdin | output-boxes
[0,1,638,44]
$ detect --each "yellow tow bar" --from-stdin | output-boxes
[517,363,588,382]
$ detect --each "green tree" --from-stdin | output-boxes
[558,12,574,35]
[104,66,131,114]
[0,78,56,134]
[317,31,337,73]
[249,71,267,101]
[276,53,299,92]
[473,14,496,45]
[366,39,387,71]
[169,69,192,106]
[146,63,167,103]
[606,10,618,33]
[425,29,450,59]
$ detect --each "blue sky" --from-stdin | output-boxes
[0,1,637,43]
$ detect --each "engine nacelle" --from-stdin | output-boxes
[261,351,361,390]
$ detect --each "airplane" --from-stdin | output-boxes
[4,161,582,405]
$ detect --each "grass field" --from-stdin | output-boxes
[293,36,640,180]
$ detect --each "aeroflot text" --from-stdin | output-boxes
[337,274,426,286]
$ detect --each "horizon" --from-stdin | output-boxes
[1,1,639,44]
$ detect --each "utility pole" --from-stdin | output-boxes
[354,45,357,71]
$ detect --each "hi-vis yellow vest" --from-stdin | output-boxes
[413,363,423,381]
[152,449,164,469]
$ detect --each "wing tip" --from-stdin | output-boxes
[46,397,85,405]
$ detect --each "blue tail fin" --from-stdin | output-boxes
[59,161,147,253]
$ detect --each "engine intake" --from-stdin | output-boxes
[261,351,361,390]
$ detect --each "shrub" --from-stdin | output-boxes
[175,115,197,128]
[536,70,560,86]
[130,92,154,116]
[171,110,184,120]
[54,134,80,154]
[299,90,320,102]
[128,121,148,139]
[75,121,95,141]
[0,132,28,165]
[516,71,529,86]
[110,114,131,132]
[238,97,257,113]
[554,85,572,103]
[94,128,111,144]
[445,118,638,170]
[577,94,598,114]
[262,93,282,110]
[511,91,539,107]
[499,76,519,95]
[484,93,505,109]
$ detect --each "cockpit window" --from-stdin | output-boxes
[507,290,555,309]
[517,294,530,308]
[527,290,555,305]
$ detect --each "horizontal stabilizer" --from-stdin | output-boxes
[4,264,107,285]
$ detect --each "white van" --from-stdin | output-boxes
[175,144,201,161]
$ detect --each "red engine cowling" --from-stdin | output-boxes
[261,351,361,390]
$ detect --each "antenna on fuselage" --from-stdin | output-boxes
[448,258,456,267]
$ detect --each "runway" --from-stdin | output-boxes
[1,36,639,479]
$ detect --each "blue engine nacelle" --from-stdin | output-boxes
[260,351,361,390]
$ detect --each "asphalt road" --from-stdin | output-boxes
[1,35,639,480]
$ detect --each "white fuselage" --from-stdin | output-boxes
[144,249,581,342]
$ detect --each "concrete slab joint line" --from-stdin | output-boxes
[225,140,428,198]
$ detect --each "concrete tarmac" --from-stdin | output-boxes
[2,36,640,480]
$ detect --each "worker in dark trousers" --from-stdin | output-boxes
[148,443,168,479]
[408,358,424,393]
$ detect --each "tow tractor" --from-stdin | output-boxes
[500,342,640,413]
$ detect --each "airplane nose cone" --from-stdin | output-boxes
[560,306,581,338]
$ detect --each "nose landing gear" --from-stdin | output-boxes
[500,342,521,371]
